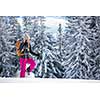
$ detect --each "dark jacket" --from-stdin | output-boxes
[19,41,39,58]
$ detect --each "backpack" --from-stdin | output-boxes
[15,40,24,57]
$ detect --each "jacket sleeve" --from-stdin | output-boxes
[29,45,40,57]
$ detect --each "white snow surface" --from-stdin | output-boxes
[15,70,35,78]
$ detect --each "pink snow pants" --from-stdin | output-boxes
[19,58,36,77]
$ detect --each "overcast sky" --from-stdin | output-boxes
[17,16,66,33]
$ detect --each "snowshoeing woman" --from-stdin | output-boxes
[17,33,40,77]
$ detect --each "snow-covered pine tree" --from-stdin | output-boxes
[33,16,46,78]
[0,16,22,77]
[63,16,100,79]
[0,16,8,77]
[41,31,58,78]
[42,23,65,78]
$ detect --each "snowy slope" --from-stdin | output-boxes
[15,70,35,78]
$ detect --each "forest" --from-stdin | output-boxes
[0,16,100,80]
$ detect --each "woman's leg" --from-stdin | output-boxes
[27,58,36,72]
[20,58,26,77]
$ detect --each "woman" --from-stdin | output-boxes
[19,33,40,77]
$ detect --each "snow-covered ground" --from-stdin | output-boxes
[15,63,35,78]
[15,70,35,78]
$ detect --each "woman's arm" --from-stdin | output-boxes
[29,45,42,59]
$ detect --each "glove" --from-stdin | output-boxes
[37,53,42,60]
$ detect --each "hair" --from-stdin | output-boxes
[23,33,30,41]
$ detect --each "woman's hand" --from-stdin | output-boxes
[37,53,42,59]
[27,38,30,49]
